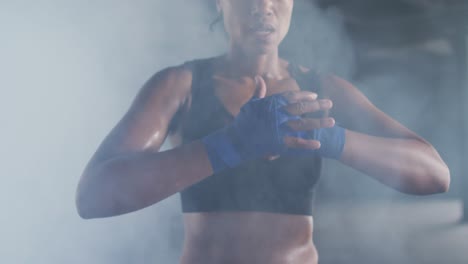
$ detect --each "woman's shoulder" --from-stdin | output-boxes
[134,61,200,111]
[139,55,221,105]
[181,56,221,73]
[142,57,214,95]
[147,55,219,84]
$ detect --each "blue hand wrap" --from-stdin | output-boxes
[282,121,346,160]
[202,94,346,173]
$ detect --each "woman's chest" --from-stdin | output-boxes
[178,75,302,142]
[212,75,301,117]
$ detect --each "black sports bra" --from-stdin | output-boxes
[178,57,323,215]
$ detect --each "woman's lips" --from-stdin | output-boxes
[250,24,275,32]
[249,25,276,40]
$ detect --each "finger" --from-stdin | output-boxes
[283,99,333,115]
[281,90,317,103]
[253,75,267,99]
[287,117,335,131]
[283,136,321,150]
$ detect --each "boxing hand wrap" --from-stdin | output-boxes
[282,123,345,160]
[202,94,288,173]
[202,94,346,174]
[313,125,346,159]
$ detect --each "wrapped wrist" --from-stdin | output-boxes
[201,127,242,174]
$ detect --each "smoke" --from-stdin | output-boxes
[0,1,224,263]
[281,1,356,78]
[1,1,464,264]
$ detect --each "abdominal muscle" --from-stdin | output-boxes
[180,211,318,264]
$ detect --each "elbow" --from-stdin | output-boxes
[75,175,112,219]
[426,149,451,194]
[397,164,451,196]
[432,165,451,194]
[76,166,100,219]
[75,163,118,219]
[76,187,115,219]
[413,141,451,194]
[75,175,131,219]
[76,192,119,220]
[76,201,93,220]
[75,186,98,220]
[415,164,451,195]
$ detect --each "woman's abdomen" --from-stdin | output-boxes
[180,211,318,264]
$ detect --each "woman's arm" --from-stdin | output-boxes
[323,75,450,195]
[76,65,213,219]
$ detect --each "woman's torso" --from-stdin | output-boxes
[168,56,323,264]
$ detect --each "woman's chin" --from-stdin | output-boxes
[244,42,279,56]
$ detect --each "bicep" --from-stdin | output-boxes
[86,66,192,168]
[324,75,422,140]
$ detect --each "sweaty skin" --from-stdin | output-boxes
[178,58,323,264]
[76,0,450,263]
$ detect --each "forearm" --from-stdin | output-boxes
[339,129,450,195]
[76,140,213,219]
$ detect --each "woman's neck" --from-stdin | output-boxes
[224,46,285,79]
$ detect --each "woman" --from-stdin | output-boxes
[76,0,450,263]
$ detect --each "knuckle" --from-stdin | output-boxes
[304,101,317,113]
[319,99,332,108]
[296,102,305,113]
[295,103,301,113]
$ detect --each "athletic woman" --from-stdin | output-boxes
[76,1,450,263]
